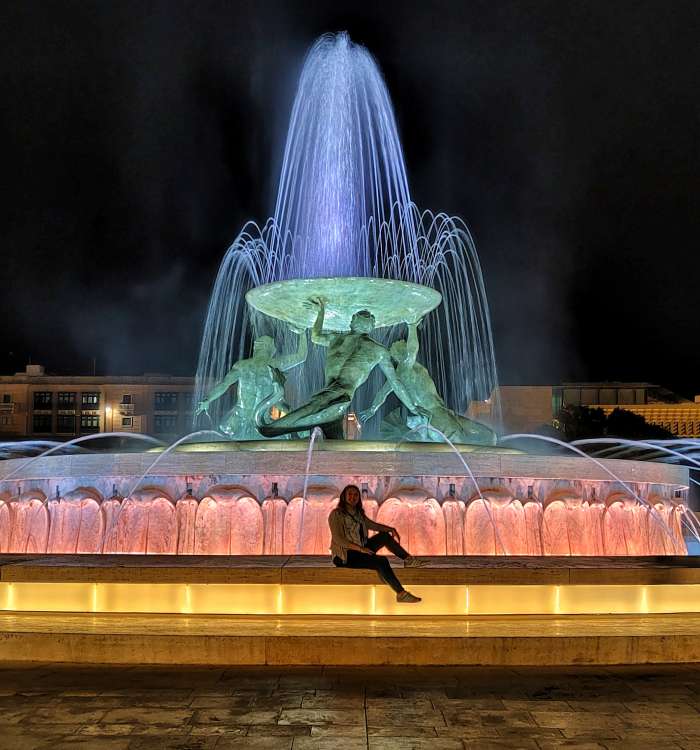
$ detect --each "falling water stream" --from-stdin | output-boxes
[0,432,163,483]
[498,433,694,547]
[398,424,509,554]
[194,32,499,435]
[295,427,324,554]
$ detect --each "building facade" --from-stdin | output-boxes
[0,365,194,441]
[2,366,698,442]
[494,382,700,438]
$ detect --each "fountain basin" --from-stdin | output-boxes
[0,443,690,556]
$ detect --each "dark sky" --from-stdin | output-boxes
[1,1,699,396]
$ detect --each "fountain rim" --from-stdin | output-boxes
[147,439,520,454]
[245,276,443,330]
[0,444,689,489]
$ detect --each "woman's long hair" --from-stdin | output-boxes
[337,484,364,516]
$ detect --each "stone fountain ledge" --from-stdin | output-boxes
[1,553,698,585]
[0,446,689,486]
[0,447,690,557]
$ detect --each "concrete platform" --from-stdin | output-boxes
[0,555,698,618]
[0,555,698,665]
[1,611,699,666]
[2,553,699,585]
[0,662,698,749]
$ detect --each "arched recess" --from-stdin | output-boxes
[9,489,48,554]
[262,495,287,555]
[464,488,523,556]
[377,487,446,555]
[195,485,263,555]
[0,491,12,553]
[603,490,650,556]
[103,489,178,554]
[645,493,686,556]
[175,494,199,554]
[47,487,104,554]
[442,499,465,555]
[284,486,338,555]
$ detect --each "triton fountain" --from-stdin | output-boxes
[0,32,695,563]
[194,32,499,431]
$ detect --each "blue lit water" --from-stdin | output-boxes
[194,32,499,434]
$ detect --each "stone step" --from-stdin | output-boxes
[1,611,698,665]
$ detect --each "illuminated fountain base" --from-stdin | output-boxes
[0,553,699,665]
[0,441,691,556]
[0,442,695,665]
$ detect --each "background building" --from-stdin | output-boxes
[2,366,698,443]
[0,365,194,441]
[495,382,700,438]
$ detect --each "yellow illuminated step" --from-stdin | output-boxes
[1,582,699,616]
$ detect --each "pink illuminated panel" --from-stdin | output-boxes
[0,477,689,556]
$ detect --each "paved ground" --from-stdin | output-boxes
[0,663,697,749]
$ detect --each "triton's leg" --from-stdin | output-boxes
[440,409,496,446]
[259,393,350,437]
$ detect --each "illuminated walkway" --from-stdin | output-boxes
[0,662,697,749]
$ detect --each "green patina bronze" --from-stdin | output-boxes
[258,297,428,439]
[205,277,493,444]
[195,329,308,440]
[245,277,442,331]
[360,322,496,445]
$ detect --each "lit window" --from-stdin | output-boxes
[81,392,100,407]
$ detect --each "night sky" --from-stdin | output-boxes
[2,1,699,396]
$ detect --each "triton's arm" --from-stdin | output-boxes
[195,365,240,415]
[309,299,333,347]
[359,381,393,424]
[272,329,308,372]
[378,353,427,418]
[405,322,420,368]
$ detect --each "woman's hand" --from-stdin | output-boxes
[389,527,401,543]
[361,547,376,555]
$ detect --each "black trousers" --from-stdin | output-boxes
[333,531,409,594]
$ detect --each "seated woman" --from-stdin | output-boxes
[328,484,427,603]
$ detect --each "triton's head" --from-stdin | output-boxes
[350,310,375,334]
[252,336,275,359]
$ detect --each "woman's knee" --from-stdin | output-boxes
[373,531,391,545]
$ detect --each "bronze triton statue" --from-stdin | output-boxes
[195,328,308,440]
[360,321,496,445]
[259,299,428,439]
